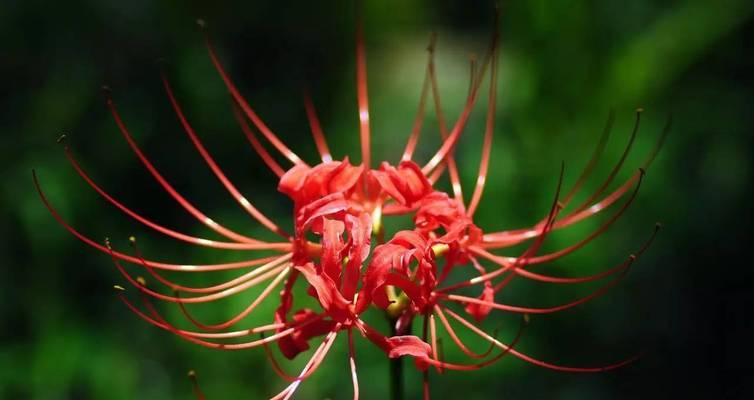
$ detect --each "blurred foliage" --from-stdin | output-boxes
[1,0,753,399]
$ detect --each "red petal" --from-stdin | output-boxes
[464,282,495,322]
[296,263,352,322]
[278,164,311,199]
[386,335,433,371]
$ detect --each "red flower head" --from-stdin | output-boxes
[34,10,669,400]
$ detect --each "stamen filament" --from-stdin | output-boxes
[161,74,290,239]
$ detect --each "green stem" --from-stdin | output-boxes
[389,351,404,400]
[388,317,404,400]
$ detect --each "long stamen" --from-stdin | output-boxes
[130,237,291,294]
[33,170,277,271]
[482,112,668,249]
[139,290,323,350]
[466,20,500,217]
[355,12,371,171]
[427,34,465,203]
[401,33,434,162]
[485,112,614,241]
[198,20,304,166]
[640,113,672,170]
[446,307,638,372]
[161,74,290,239]
[482,169,638,248]
[229,100,285,177]
[519,168,645,265]
[273,327,341,400]
[260,329,343,385]
[422,8,499,176]
[434,305,495,359]
[443,256,634,315]
[422,313,526,371]
[475,168,637,272]
[102,87,261,244]
[176,265,290,330]
[477,174,640,290]
[560,110,615,207]
[108,240,290,303]
[468,54,477,99]
[440,163,565,293]
[62,142,288,250]
[116,288,285,339]
[427,162,448,185]
[303,90,333,163]
[571,109,642,214]
[509,222,660,285]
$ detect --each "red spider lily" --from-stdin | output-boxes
[33,10,669,400]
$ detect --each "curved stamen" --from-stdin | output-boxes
[481,110,656,247]
[476,177,640,292]
[139,289,324,350]
[571,109,642,215]
[485,112,614,243]
[103,88,261,244]
[422,9,499,176]
[426,33,464,202]
[107,240,290,303]
[176,265,290,330]
[440,163,565,293]
[303,91,333,163]
[434,305,496,359]
[445,307,638,372]
[560,110,615,207]
[442,257,633,315]
[130,237,292,294]
[63,145,287,250]
[466,23,500,217]
[161,74,290,239]
[514,168,645,265]
[117,290,284,338]
[33,170,278,271]
[422,311,526,371]
[272,326,341,400]
[230,100,285,177]
[401,33,434,162]
[507,223,660,285]
[355,14,371,172]
[199,20,305,166]
[482,169,639,248]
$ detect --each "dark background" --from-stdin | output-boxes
[1,0,753,399]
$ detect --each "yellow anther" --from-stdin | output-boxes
[113,285,125,291]
[136,276,147,287]
[431,243,450,257]
[372,204,384,242]
[385,286,409,318]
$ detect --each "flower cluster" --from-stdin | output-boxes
[35,15,668,400]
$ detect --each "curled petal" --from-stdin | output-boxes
[296,263,352,322]
[371,160,433,207]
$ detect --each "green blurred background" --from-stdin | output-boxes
[2,0,753,399]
